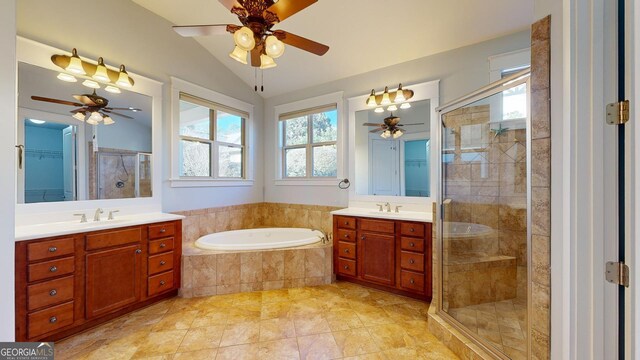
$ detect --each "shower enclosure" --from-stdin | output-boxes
[437,70,531,359]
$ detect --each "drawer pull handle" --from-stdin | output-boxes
[410,228,415,232]
[159,280,166,286]
[160,243,166,248]
[344,234,349,239]
[160,228,166,233]
[410,278,415,284]
[409,242,415,247]
[49,316,57,324]
[160,260,166,266]
[48,247,57,253]
[343,265,349,270]
[344,249,349,253]
[135,249,142,254]
[49,266,57,273]
[49,289,57,296]
[361,236,365,240]
[344,221,349,225]
[409,259,415,264]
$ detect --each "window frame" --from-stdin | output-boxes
[274,92,344,186]
[170,77,254,188]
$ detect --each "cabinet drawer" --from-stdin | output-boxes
[337,242,356,260]
[149,238,174,255]
[359,219,394,234]
[400,237,425,253]
[336,229,356,243]
[149,223,175,240]
[28,301,74,339]
[27,276,74,311]
[400,222,425,237]
[337,258,357,277]
[86,228,141,251]
[400,252,425,272]
[148,271,174,297]
[400,270,425,293]
[27,238,74,262]
[148,252,174,276]
[28,256,75,283]
[335,216,356,230]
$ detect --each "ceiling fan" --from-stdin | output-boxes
[172,0,329,69]
[363,113,423,139]
[31,90,141,125]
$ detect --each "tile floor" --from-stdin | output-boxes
[448,299,527,360]
[54,282,459,359]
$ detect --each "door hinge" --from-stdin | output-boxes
[606,100,630,125]
[606,261,630,287]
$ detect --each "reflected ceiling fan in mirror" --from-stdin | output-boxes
[173,0,329,71]
[31,90,141,126]
[363,113,422,139]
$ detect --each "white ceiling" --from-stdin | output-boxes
[133,0,533,98]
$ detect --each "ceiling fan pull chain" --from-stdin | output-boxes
[254,68,258,92]
[261,70,264,92]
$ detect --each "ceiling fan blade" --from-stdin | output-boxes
[103,109,134,119]
[398,123,424,126]
[362,123,384,126]
[106,107,142,111]
[172,24,233,37]
[31,96,83,107]
[73,95,97,107]
[218,0,243,11]
[251,45,262,67]
[369,128,383,133]
[265,0,317,23]
[273,30,329,56]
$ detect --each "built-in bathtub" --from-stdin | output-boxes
[181,228,333,298]
[195,228,324,251]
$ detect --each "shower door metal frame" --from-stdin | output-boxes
[435,69,532,360]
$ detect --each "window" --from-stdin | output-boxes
[178,93,246,179]
[280,105,338,178]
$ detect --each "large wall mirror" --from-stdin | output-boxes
[16,37,162,210]
[348,80,439,204]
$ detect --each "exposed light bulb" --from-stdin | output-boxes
[229,46,248,64]
[381,87,391,105]
[72,112,86,121]
[374,107,384,113]
[395,84,406,102]
[116,65,133,88]
[57,73,77,82]
[265,35,285,58]
[392,129,404,139]
[233,26,255,51]
[259,54,277,69]
[29,119,46,125]
[400,102,411,110]
[82,79,100,89]
[103,116,115,125]
[105,85,121,94]
[366,90,377,107]
[93,57,110,82]
[66,48,86,75]
[380,130,391,139]
[387,105,398,112]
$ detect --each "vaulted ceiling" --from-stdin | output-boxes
[134,0,534,98]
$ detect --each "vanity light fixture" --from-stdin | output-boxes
[52,48,135,89]
[364,83,415,108]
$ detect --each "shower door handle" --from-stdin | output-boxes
[15,145,24,170]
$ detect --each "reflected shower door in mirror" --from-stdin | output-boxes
[354,99,430,197]
[440,73,530,358]
[16,62,153,204]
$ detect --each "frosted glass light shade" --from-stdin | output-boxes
[57,73,77,82]
[93,58,110,82]
[229,46,248,64]
[82,80,100,89]
[400,102,411,109]
[392,129,404,139]
[259,54,277,69]
[381,87,391,105]
[72,112,86,121]
[103,116,115,125]
[387,105,398,111]
[380,130,391,139]
[233,27,255,51]
[86,118,99,125]
[374,107,384,113]
[116,65,133,88]
[366,90,377,107]
[265,35,285,58]
[66,49,86,75]
[89,112,103,122]
[395,85,406,102]
[105,86,121,94]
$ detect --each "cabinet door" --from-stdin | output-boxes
[358,232,395,286]
[86,244,141,319]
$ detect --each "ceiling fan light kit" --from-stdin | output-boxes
[365,83,415,111]
[229,45,249,64]
[51,48,135,92]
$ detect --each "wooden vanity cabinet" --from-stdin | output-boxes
[15,220,182,342]
[333,215,432,300]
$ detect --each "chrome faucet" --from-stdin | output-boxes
[384,202,391,212]
[376,204,384,212]
[73,213,87,223]
[108,210,120,220]
[93,208,104,222]
[395,205,403,213]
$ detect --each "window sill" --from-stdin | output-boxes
[274,179,338,186]
[170,178,254,188]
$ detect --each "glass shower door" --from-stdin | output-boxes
[439,72,530,359]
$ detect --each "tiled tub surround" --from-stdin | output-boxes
[181,243,333,298]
